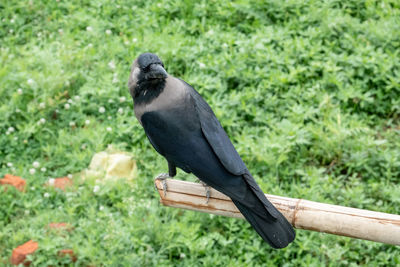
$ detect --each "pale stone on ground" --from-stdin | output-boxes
[84,149,137,180]
[88,151,109,171]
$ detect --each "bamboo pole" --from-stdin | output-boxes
[154,179,400,246]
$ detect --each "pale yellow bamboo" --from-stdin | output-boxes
[154,179,400,246]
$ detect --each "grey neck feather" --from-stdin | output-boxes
[134,76,188,124]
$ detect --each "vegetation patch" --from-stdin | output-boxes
[0,0,399,265]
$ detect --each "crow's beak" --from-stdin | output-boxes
[146,64,168,79]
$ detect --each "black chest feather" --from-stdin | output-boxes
[141,109,203,173]
[141,105,199,137]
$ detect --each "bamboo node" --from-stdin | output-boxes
[292,198,303,227]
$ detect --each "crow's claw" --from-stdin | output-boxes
[196,179,211,204]
[155,173,170,197]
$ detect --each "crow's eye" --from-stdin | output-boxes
[143,65,151,72]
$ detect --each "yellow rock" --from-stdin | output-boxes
[89,151,109,171]
[106,153,136,179]
[85,150,137,180]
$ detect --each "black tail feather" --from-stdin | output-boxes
[232,198,295,249]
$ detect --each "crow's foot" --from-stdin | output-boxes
[196,178,211,204]
[155,173,170,197]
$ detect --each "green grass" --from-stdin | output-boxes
[1,0,400,265]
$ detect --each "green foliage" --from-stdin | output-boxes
[0,0,399,265]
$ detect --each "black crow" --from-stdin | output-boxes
[128,53,295,248]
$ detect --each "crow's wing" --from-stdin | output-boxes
[185,84,247,176]
[184,82,279,219]
[146,134,163,155]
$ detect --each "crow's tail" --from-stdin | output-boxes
[231,185,295,248]
[232,199,295,248]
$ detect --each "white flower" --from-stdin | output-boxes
[64,103,70,110]
[108,99,114,103]
[118,108,123,114]
[10,19,15,23]
[39,118,46,124]
[68,99,73,104]
[69,121,75,127]
[119,96,126,103]
[29,168,36,175]
[199,62,206,69]
[99,205,104,211]
[132,38,138,43]
[27,79,35,85]
[105,29,112,35]
[48,178,55,185]
[58,29,63,34]
[37,32,42,37]
[7,162,13,167]
[86,26,93,32]
[13,137,18,141]
[40,167,46,172]
[207,29,214,35]
[64,80,70,86]
[81,143,87,149]
[25,210,30,215]
[222,43,228,48]
[157,3,161,7]
[99,106,106,113]
[180,253,186,259]
[44,192,50,198]
[8,127,15,132]
[74,95,80,101]
[67,174,72,179]
[9,29,14,34]
[124,40,129,45]
[108,61,116,70]
[93,185,100,193]
[106,127,112,132]
[85,120,90,125]
[32,161,40,168]
[39,102,45,109]
[112,76,119,84]
[17,88,23,95]
[87,43,93,48]
[107,116,112,120]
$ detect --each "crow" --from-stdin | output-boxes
[128,53,295,248]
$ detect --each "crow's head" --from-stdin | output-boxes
[128,53,168,97]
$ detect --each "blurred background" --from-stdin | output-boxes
[0,0,399,265]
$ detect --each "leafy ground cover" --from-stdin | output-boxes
[1,0,400,265]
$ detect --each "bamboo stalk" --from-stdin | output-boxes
[154,179,400,246]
